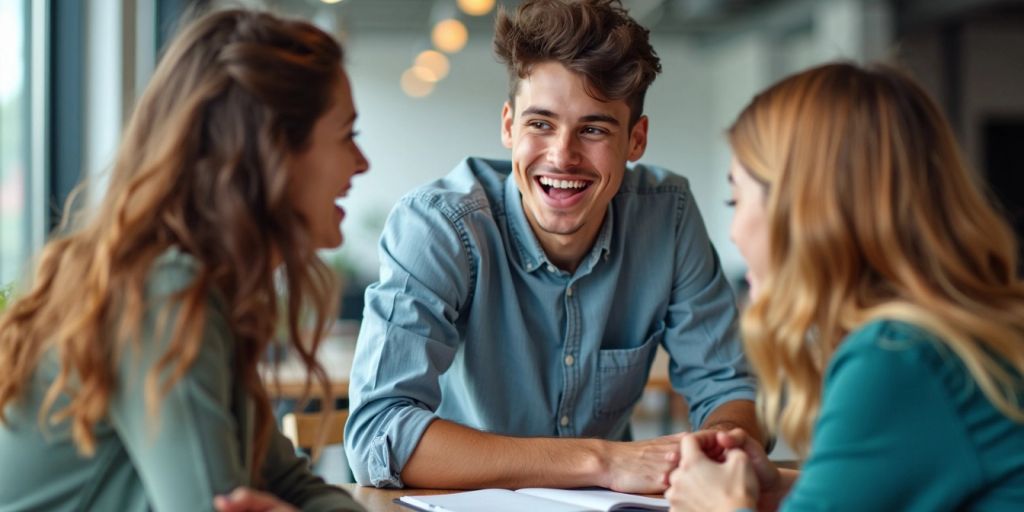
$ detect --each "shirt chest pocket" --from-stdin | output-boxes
[594,328,663,418]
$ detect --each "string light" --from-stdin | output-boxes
[415,50,450,81]
[401,68,435,97]
[431,18,468,54]
[457,0,495,16]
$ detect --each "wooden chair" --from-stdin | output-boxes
[281,409,348,462]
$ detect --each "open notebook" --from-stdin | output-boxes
[396,488,669,512]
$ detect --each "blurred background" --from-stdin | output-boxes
[1,0,1021,481]
[1,0,1022,305]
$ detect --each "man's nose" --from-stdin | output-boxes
[547,130,581,170]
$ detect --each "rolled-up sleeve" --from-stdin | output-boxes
[344,194,473,487]
[664,187,756,428]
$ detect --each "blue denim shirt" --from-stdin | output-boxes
[345,157,755,487]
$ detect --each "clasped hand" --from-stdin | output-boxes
[665,429,778,512]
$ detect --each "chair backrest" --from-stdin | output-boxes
[281,410,348,461]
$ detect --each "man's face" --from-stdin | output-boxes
[501,61,647,249]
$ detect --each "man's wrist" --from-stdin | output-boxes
[577,438,611,487]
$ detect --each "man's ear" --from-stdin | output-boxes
[501,101,514,149]
[627,115,649,162]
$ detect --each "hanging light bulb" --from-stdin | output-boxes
[431,18,468,54]
[457,0,495,16]
[415,50,450,81]
[410,65,439,83]
[320,0,343,4]
[401,67,435,98]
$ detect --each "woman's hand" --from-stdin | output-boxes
[213,487,298,512]
[665,435,758,512]
[713,429,780,493]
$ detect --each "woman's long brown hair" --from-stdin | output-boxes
[0,9,343,481]
[729,63,1024,455]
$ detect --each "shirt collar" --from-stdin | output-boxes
[503,169,615,275]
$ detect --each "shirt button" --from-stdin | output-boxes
[560,415,569,427]
[564,354,574,366]
[547,264,557,273]
[566,287,573,297]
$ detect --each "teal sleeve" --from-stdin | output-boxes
[781,336,982,511]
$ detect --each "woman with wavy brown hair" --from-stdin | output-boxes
[666,62,1024,511]
[0,8,367,512]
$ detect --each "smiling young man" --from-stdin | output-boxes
[345,0,762,491]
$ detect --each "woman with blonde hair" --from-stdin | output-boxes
[666,62,1024,511]
[0,8,367,512]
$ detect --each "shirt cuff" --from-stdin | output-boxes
[365,406,436,488]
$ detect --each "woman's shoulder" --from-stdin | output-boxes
[837,319,949,362]
[829,319,969,392]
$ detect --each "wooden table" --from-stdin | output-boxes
[339,460,801,511]
[340,484,448,512]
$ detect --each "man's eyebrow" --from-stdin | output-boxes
[579,114,619,126]
[521,108,620,127]
[522,107,557,118]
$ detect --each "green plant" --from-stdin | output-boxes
[0,283,11,312]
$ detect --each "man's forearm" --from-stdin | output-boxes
[701,399,765,447]
[400,419,608,489]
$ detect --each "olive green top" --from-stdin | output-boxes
[0,249,363,511]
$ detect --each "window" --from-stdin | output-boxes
[0,0,30,286]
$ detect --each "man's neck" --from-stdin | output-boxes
[527,213,605,274]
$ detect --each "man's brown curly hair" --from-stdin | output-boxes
[493,0,662,127]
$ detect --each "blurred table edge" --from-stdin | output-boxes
[338,462,802,512]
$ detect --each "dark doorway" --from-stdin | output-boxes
[983,117,1024,276]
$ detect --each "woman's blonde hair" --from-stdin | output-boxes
[0,9,344,480]
[729,62,1024,455]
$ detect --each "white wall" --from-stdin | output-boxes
[337,31,752,281]
[338,32,510,277]
[56,0,884,287]
[331,0,897,283]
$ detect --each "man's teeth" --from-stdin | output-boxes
[539,176,587,189]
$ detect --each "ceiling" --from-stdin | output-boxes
[267,0,1024,42]
[270,0,782,38]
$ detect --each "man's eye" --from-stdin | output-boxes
[725,199,737,207]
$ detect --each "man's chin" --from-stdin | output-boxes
[534,218,585,237]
